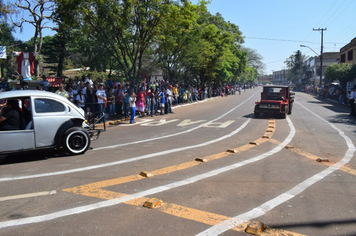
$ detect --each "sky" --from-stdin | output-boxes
[12,0,356,75]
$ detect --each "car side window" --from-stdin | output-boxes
[34,99,65,113]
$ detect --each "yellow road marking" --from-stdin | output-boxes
[63,119,305,235]
[64,118,277,196]
[340,164,356,176]
[270,139,356,177]
[63,119,277,196]
[0,190,56,202]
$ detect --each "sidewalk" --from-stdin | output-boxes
[305,92,356,124]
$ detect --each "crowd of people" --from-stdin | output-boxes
[303,83,356,116]
[304,84,348,104]
[0,75,252,124]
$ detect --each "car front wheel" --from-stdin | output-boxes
[63,127,91,155]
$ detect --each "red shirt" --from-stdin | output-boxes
[137,91,144,102]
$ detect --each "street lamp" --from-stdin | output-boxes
[300,44,322,86]
[300,45,319,56]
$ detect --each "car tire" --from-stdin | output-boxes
[63,127,91,155]
[254,111,260,118]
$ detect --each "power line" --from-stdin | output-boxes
[319,0,346,27]
[244,36,346,45]
[304,0,337,41]
[326,0,353,27]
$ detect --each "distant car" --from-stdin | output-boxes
[0,90,105,155]
[254,85,295,118]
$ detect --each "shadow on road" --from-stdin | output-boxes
[0,150,68,165]
[307,99,349,114]
[269,218,356,235]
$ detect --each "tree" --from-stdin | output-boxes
[241,47,265,75]
[10,0,56,76]
[155,1,205,83]
[57,0,184,84]
[325,63,355,88]
[188,12,246,87]
[10,0,55,54]
[284,50,307,84]
[0,0,17,78]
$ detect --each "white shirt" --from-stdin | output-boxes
[85,78,93,85]
[96,89,107,104]
[129,97,136,108]
[76,94,85,107]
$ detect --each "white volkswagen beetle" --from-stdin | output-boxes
[0,90,105,155]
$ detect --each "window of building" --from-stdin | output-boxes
[347,50,353,61]
[341,54,346,63]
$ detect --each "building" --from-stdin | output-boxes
[340,37,356,65]
[303,52,339,85]
[340,37,356,91]
[272,69,288,84]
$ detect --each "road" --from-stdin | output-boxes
[0,87,356,236]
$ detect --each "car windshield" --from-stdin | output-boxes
[263,87,286,100]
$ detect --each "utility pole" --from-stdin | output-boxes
[313,28,327,86]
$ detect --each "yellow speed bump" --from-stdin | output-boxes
[140,172,155,178]
[143,198,163,209]
[249,142,259,145]
[195,158,208,162]
[285,145,295,149]
[316,158,329,162]
[262,135,271,139]
[227,149,238,153]
[245,221,265,235]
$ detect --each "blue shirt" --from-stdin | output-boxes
[124,93,130,104]
[159,92,165,104]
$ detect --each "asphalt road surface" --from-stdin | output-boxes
[1,87,356,236]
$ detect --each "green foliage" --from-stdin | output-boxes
[5,0,258,86]
[285,50,307,83]
[325,63,356,88]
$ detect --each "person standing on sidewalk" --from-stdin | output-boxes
[166,85,174,113]
[96,84,107,114]
[123,89,130,118]
[159,87,165,115]
[129,91,136,124]
[349,87,355,116]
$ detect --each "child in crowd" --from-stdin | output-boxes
[85,107,92,121]
[129,91,136,124]
[159,88,165,115]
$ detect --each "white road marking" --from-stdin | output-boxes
[177,119,207,126]
[195,101,355,236]
[0,92,260,183]
[0,191,56,202]
[200,120,235,128]
[140,119,180,126]
[118,118,153,126]
[94,92,259,151]
[0,116,294,229]
[0,119,251,183]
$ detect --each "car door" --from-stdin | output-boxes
[32,97,69,147]
[0,97,35,153]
